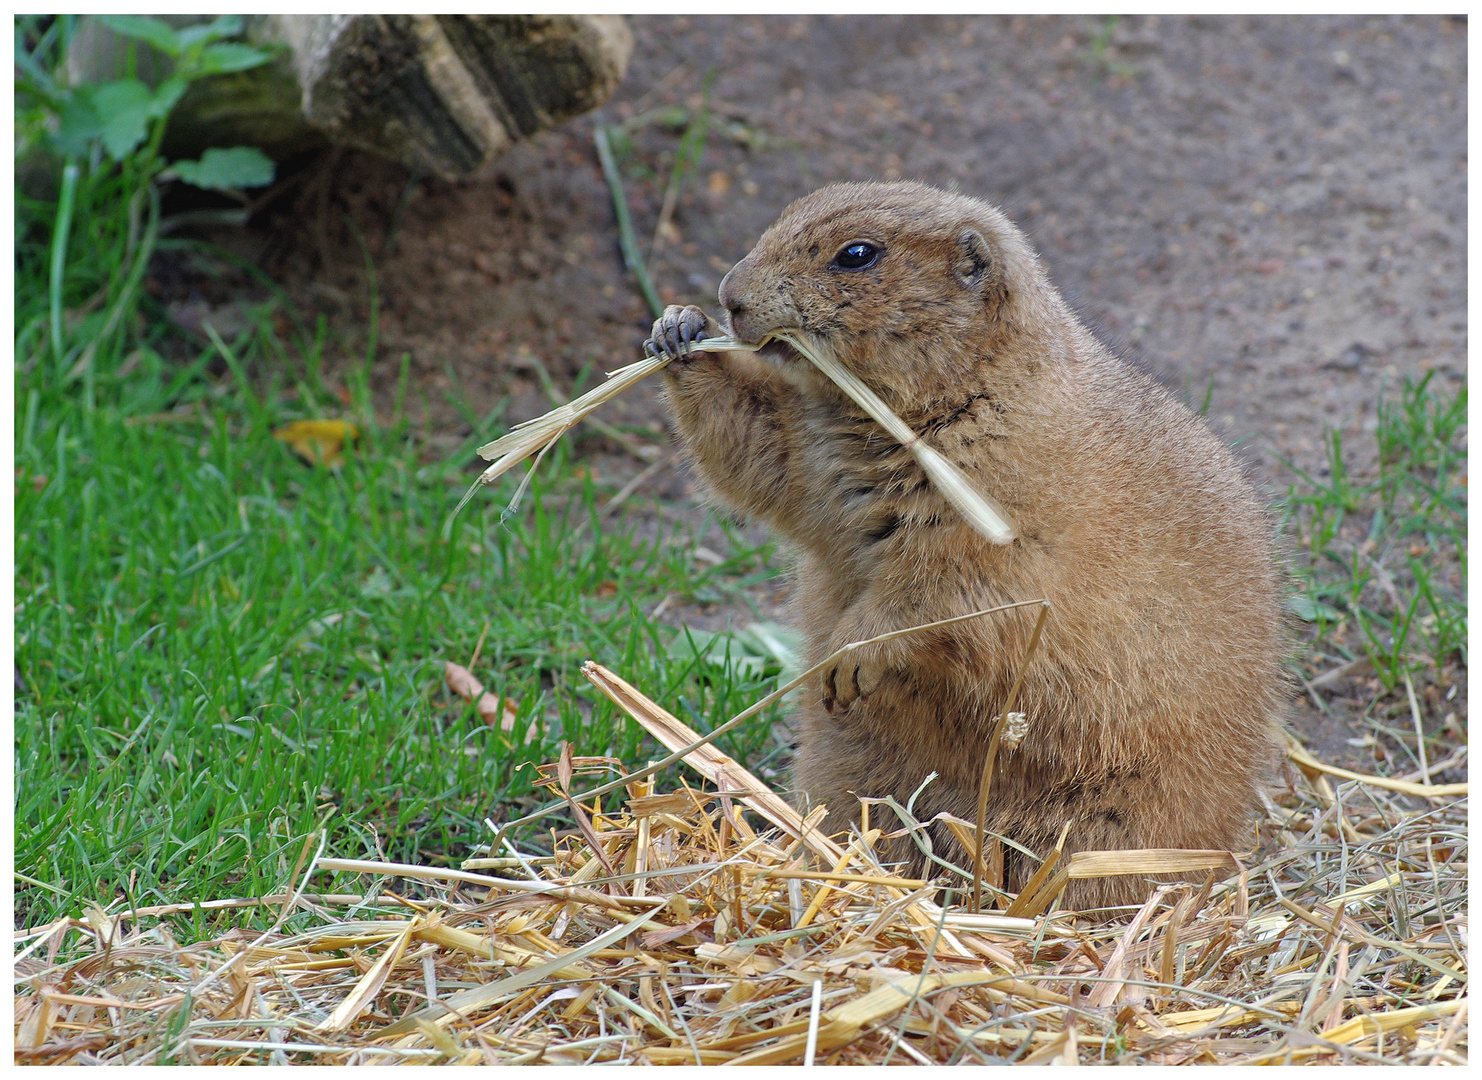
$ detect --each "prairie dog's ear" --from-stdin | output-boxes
[953,228,995,291]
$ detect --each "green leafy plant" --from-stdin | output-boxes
[170,145,275,190]
[15,14,279,396]
[20,14,276,187]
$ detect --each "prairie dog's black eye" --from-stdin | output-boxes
[831,240,883,271]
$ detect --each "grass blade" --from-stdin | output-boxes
[49,160,80,372]
[595,123,663,318]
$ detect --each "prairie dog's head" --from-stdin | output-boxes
[718,181,1057,402]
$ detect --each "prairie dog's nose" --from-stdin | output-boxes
[719,256,761,340]
[718,262,745,319]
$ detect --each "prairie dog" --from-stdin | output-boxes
[647,181,1286,909]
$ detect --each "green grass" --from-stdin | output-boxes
[13,266,791,933]
[1279,371,1467,758]
[11,16,797,933]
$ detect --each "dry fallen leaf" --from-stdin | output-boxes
[443,661,528,739]
[273,419,359,468]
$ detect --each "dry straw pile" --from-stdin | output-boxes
[14,660,1467,1065]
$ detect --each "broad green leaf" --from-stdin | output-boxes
[172,146,276,190]
[176,15,244,48]
[52,90,105,156]
[92,79,154,160]
[668,621,801,682]
[198,42,274,75]
[148,76,189,119]
[736,620,804,673]
[92,78,153,114]
[102,111,151,161]
[95,14,181,57]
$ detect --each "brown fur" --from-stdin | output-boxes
[651,181,1286,910]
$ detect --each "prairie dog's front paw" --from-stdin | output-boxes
[645,305,712,363]
[821,646,887,716]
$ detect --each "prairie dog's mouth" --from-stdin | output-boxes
[755,338,805,368]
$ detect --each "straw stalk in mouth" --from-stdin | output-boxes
[453,331,1016,547]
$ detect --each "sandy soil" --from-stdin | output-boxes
[210,15,1465,768]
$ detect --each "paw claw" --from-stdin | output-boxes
[679,320,706,356]
[649,305,711,364]
[819,648,887,716]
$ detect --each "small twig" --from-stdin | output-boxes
[1296,671,1331,716]
[1401,671,1430,785]
[626,62,692,117]
[176,1040,443,1059]
[803,979,823,1066]
[779,331,1016,545]
[973,602,1051,912]
[570,452,673,543]
[1307,655,1373,690]
[1394,744,1465,783]
[467,620,491,674]
[529,352,659,462]
[1285,738,1466,799]
[560,791,622,886]
[316,858,644,911]
[1362,549,1408,614]
[600,453,671,519]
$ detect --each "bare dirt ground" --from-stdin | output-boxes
[196,15,1465,769]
